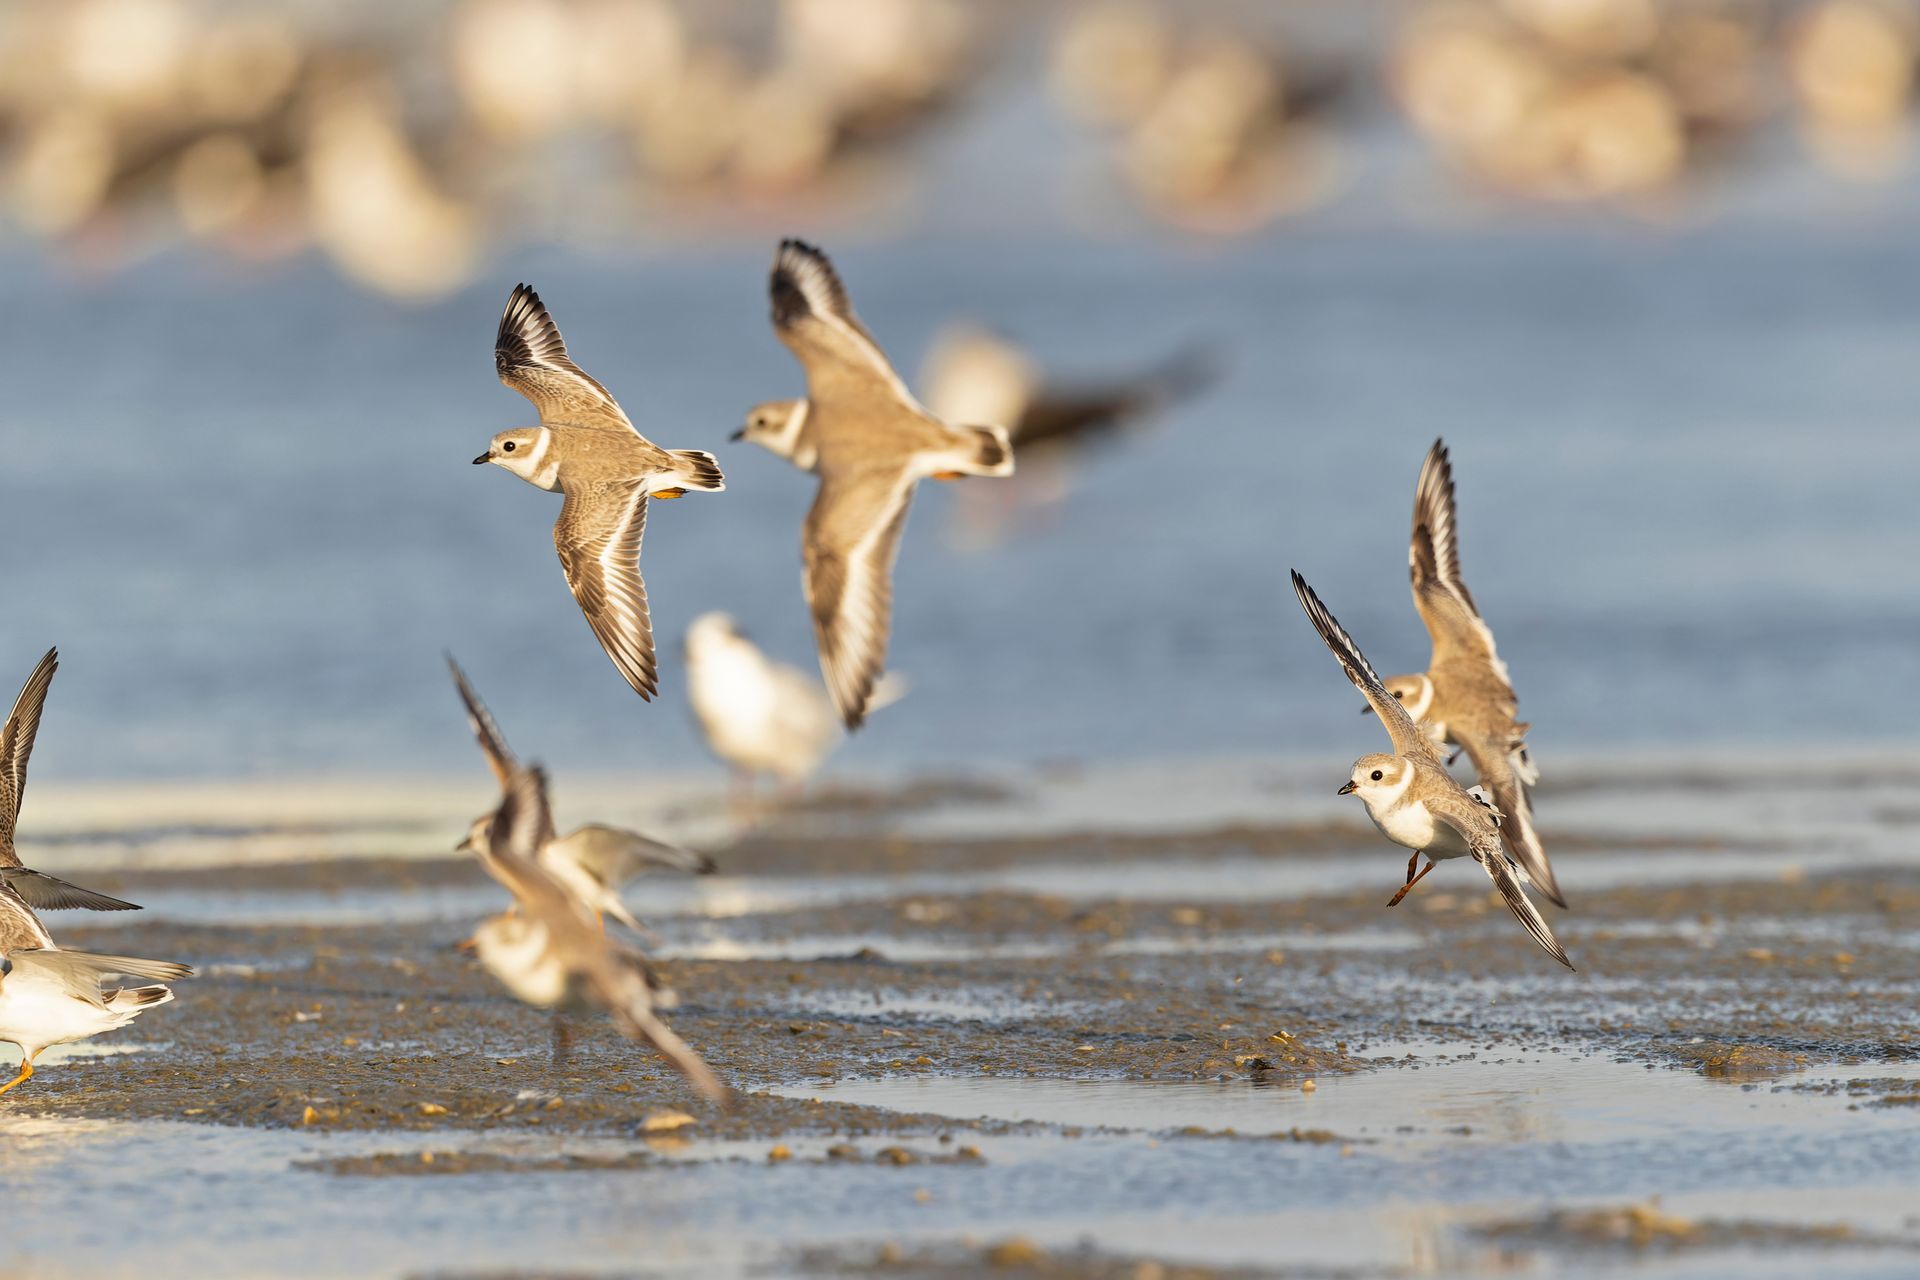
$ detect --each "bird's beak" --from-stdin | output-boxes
[728,428,746,442]
[455,836,474,854]
[472,452,491,465]
[1336,781,1357,795]
[1360,706,1373,716]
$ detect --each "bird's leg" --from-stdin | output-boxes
[551,1014,572,1068]
[1387,860,1437,908]
[0,1054,36,1098]
[932,471,964,481]
[1402,852,1420,885]
[1447,747,1463,767]
[649,487,687,499]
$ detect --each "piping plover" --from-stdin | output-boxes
[921,324,1217,464]
[469,760,728,1103]
[732,399,817,472]
[1292,571,1572,970]
[475,283,725,702]
[0,649,140,914]
[754,238,1014,728]
[0,884,192,1098]
[735,328,1215,476]
[448,657,714,935]
[1372,440,1563,908]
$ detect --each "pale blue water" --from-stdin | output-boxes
[7,219,1920,780]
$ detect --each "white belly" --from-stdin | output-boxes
[1367,798,1472,859]
[0,986,154,1058]
[474,917,572,1009]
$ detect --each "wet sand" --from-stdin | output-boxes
[4,767,1920,1278]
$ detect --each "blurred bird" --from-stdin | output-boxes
[1370,441,1563,909]
[684,613,907,797]
[448,657,714,936]
[0,649,141,914]
[467,758,728,1102]
[753,239,1013,729]
[1292,572,1571,970]
[0,884,192,1098]
[921,324,1218,466]
[475,284,725,702]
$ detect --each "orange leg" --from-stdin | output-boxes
[1387,859,1437,908]
[0,1054,36,1098]
[932,471,964,482]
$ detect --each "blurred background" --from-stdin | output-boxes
[4,0,1920,782]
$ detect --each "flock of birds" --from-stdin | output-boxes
[0,237,1569,1105]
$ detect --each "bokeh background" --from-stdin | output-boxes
[5,0,1920,781]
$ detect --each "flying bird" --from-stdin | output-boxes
[1293,571,1571,969]
[475,284,724,701]
[750,239,1014,728]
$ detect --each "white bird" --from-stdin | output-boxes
[0,886,192,1098]
[684,612,857,790]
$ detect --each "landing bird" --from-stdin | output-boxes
[468,760,728,1104]
[747,239,1014,729]
[0,884,192,1098]
[474,284,724,702]
[1371,440,1563,908]
[0,649,141,914]
[448,656,713,935]
[1292,571,1572,970]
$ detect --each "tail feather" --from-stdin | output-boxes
[105,984,175,1010]
[959,425,1014,476]
[668,450,725,492]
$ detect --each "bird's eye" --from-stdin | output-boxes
[502,441,517,452]
[1392,691,1404,699]
[1370,769,1383,781]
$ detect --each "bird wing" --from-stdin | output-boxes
[768,239,918,414]
[549,825,716,889]
[1456,733,1565,909]
[496,283,634,431]
[803,467,917,730]
[1290,571,1442,765]
[0,868,140,913]
[554,481,656,700]
[0,648,58,856]
[5,948,193,1008]
[446,655,517,788]
[1410,440,1513,688]
[0,884,52,951]
[1427,798,1573,970]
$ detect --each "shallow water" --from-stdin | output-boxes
[11,214,1920,783]
[9,1050,1920,1280]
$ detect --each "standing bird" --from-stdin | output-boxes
[1372,440,1563,908]
[448,657,714,935]
[0,649,141,914]
[754,239,1014,728]
[0,885,192,1098]
[1292,571,1571,969]
[474,284,725,702]
[467,759,728,1104]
